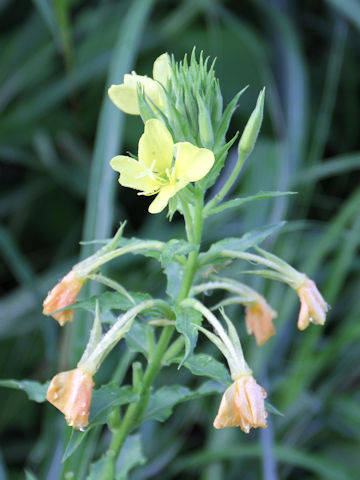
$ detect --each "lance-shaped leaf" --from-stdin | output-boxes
[174,305,202,366]
[0,379,48,403]
[143,381,224,423]
[160,239,197,267]
[207,191,296,216]
[78,300,102,365]
[199,222,286,268]
[181,353,231,385]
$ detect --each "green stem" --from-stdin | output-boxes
[100,194,204,479]
[100,326,174,480]
[163,335,185,363]
[177,193,203,301]
[76,241,164,277]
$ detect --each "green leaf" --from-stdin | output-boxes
[71,291,152,315]
[200,132,239,191]
[90,384,138,425]
[164,261,183,300]
[182,353,231,386]
[0,379,48,402]
[62,384,139,462]
[214,86,248,149]
[143,381,224,423]
[208,191,296,216]
[116,434,146,479]
[160,239,197,267]
[125,321,153,358]
[174,306,202,366]
[205,222,285,256]
[266,401,284,417]
[116,237,162,260]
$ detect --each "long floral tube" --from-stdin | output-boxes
[76,240,165,278]
[198,249,328,330]
[86,273,136,305]
[181,298,250,379]
[181,299,238,361]
[78,299,172,375]
[200,250,305,289]
[191,280,259,303]
[191,279,276,346]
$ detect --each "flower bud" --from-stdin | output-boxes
[213,374,267,433]
[197,94,214,149]
[46,368,94,430]
[43,270,85,326]
[296,276,328,330]
[238,88,265,155]
[108,54,170,116]
[152,53,171,87]
[245,296,277,346]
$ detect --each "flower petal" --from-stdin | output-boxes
[148,185,177,214]
[138,119,174,172]
[152,53,171,85]
[43,270,85,326]
[108,84,139,115]
[110,155,160,193]
[46,368,94,430]
[109,73,165,116]
[125,73,164,107]
[174,142,215,182]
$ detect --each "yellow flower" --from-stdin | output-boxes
[43,270,85,326]
[108,53,171,115]
[213,374,267,433]
[245,296,277,346]
[296,276,328,330]
[46,367,94,430]
[110,119,215,213]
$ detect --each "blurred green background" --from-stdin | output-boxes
[1,0,359,479]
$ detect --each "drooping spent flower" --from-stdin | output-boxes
[108,53,171,115]
[110,119,215,213]
[46,367,94,430]
[184,299,268,434]
[43,270,85,326]
[296,276,329,330]
[43,224,130,326]
[245,296,277,346]
[213,374,267,432]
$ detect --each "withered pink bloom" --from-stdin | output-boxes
[296,276,328,330]
[43,270,85,326]
[46,368,94,430]
[245,297,277,346]
[213,374,267,433]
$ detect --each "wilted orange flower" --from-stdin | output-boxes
[46,368,94,430]
[296,276,328,330]
[213,374,267,433]
[245,297,276,346]
[43,270,85,326]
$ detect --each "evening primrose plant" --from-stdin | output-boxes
[5,51,328,477]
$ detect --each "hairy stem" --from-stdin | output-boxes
[100,194,204,479]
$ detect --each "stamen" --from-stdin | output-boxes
[138,189,160,197]
[135,159,159,181]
